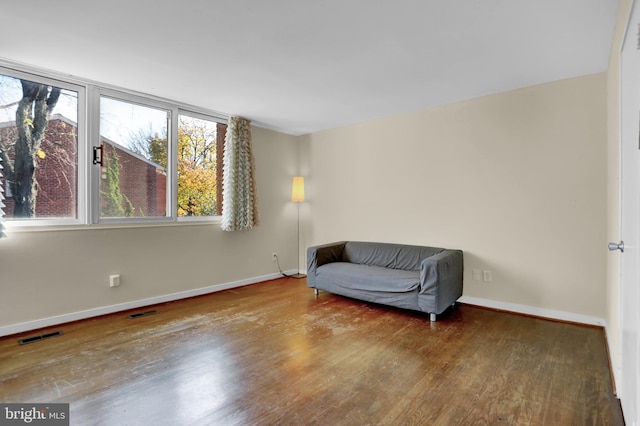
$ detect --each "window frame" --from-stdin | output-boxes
[0,66,87,227]
[176,109,227,222]
[0,60,228,230]
[90,88,177,225]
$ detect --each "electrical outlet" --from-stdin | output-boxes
[272,252,278,262]
[483,270,493,282]
[472,269,482,281]
[109,274,121,287]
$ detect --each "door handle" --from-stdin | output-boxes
[608,241,624,252]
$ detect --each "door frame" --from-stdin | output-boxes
[617,1,640,423]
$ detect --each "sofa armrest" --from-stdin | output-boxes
[419,249,464,314]
[306,241,347,288]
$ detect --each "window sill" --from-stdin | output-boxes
[5,218,222,234]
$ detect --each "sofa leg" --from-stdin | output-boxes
[314,288,319,296]
[430,313,436,322]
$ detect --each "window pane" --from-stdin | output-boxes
[0,73,78,220]
[177,114,226,217]
[99,96,169,218]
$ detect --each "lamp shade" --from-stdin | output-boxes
[291,176,305,203]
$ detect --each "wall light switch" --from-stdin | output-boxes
[483,270,493,282]
[473,269,482,281]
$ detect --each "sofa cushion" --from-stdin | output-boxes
[342,241,444,271]
[317,262,420,293]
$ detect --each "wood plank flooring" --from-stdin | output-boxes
[0,278,624,425]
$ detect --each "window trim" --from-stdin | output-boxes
[0,60,228,230]
[176,109,227,222]
[90,88,176,225]
[0,66,87,227]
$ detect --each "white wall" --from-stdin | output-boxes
[299,73,608,319]
[0,126,300,334]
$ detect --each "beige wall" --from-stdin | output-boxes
[0,32,618,341]
[606,0,633,385]
[300,73,608,318]
[0,126,300,332]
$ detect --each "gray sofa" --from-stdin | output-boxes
[306,241,463,321]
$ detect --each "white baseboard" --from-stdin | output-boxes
[458,296,606,327]
[459,296,620,398]
[0,270,297,338]
[2,284,609,340]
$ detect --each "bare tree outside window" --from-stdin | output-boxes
[0,74,78,220]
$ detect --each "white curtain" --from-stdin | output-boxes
[0,155,6,238]
[221,116,259,231]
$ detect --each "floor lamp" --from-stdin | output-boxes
[291,176,306,278]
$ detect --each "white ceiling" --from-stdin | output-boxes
[0,1,618,135]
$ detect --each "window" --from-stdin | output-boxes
[0,64,226,227]
[99,96,170,219]
[177,112,226,218]
[0,71,83,224]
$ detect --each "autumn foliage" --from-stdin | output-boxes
[129,115,225,217]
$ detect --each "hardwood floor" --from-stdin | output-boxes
[0,278,624,425]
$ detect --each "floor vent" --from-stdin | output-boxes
[19,331,63,345]
[128,310,158,319]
